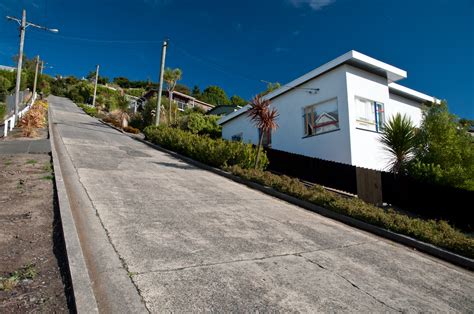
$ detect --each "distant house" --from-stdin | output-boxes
[137,89,214,112]
[219,50,439,171]
[0,65,15,72]
[206,105,242,116]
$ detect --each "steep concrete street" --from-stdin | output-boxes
[49,95,474,312]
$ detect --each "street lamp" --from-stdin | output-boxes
[6,9,59,125]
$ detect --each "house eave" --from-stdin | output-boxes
[219,50,409,125]
[388,83,439,104]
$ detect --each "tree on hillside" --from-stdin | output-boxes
[86,71,109,84]
[247,95,279,168]
[201,85,229,106]
[230,95,248,107]
[13,54,36,72]
[192,85,201,99]
[113,77,131,88]
[260,82,281,96]
[410,101,474,189]
[163,67,182,124]
[175,83,191,95]
[379,113,416,174]
[0,76,12,102]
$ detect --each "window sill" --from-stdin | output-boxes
[302,128,340,139]
[355,127,382,134]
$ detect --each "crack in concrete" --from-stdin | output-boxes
[135,240,376,275]
[299,254,402,313]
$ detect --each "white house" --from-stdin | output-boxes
[218,50,438,171]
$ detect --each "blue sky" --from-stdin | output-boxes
[1,0,473,118]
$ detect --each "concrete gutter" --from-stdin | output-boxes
[48,106,99,313]
[49,101,149,313]
[131,136,474,271]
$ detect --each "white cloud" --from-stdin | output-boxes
[289,0,336,11]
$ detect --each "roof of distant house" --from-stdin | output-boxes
[0,65,15,72]
[219,50,437,125]
[206,105,241,116]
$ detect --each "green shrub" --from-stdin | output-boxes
[144,125,268,170]
[0,103,6,120]
[78,104,98,117]
[227,166,474,258]
[178,112,221,138]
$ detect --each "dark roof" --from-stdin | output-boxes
[206,105,241,116]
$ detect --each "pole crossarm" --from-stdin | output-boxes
[6,15,59,32]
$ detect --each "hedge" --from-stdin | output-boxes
[77,103,98,117]
[143,125,268,170]
[227,166,474,259]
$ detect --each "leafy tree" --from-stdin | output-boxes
[113,76,131,88]
[201,85,229,106]
[178,111,221,138]
[13,54,36,73]
[410,101,474,190]
[174,83,191,95]
[0,76,12,101]
[192,85,201,99]
[379,113,416,173]
[247,95,279,168]
[260,82,281,96]
[163,67,182,124]
[230,95,247,107]
[87,71,109,84]
[459,118,474,128]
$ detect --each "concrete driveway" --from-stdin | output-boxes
[49,96,474,312]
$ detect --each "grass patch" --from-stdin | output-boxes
[43,162,52,172]
[26,159,37,165]
[0,263,37,291]
[4,160,12,166]
[127,271,138,277]
[41,175,54,180]
[226,166,474,259]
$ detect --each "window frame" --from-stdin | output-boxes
[302,97,340,138]
[354,96,385,133]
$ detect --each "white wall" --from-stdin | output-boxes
[345,65,391,170]
[270,66,352,164]
[346,65,424,170]
[222,65,352,165]
[221,64,425,171]
[221,113,259,144]
[388,93,424,127]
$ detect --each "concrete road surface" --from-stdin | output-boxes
[49,96,474,313]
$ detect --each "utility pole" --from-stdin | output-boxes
[13,10,26,123]
[155,39,167,125]
[6,9,58,124]
[32,55,39,98]
[92,64,99,107]
[40,60,44,75]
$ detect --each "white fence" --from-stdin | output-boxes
[2,93,37,137]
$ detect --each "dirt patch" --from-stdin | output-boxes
[0,154,72,312]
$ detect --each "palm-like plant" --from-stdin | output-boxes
[380,113,416,174]
[163,68,182,125]
[247,95,279,168]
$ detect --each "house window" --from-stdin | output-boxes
[303,98,339,137]
[355,97,385,132]
[176,100,187,111]
[259,129,272,147]
[231,133,243,141]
